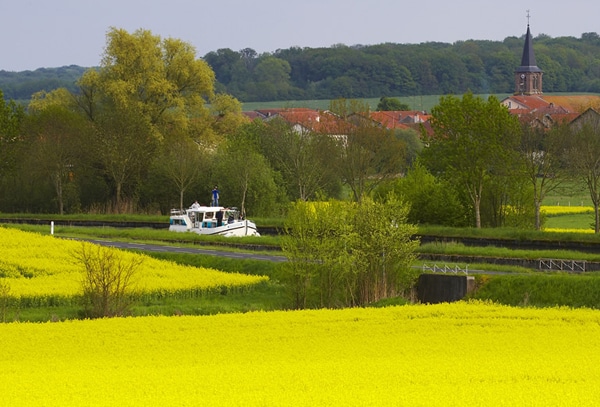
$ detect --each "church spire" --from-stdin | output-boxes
[514,11,543,95]
[519,24,539,69]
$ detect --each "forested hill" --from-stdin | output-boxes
[2,32,600,103]
[0,65,88,102]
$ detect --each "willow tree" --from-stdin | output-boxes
[74,28,217,212]
[94,27,215,132]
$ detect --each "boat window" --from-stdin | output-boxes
[204,212,214,220]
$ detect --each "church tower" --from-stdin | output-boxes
[514,16,543,95]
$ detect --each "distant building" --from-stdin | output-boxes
[369,110,430,131]
[514,22,543,96]
[243,23,599,133]
[501,21,600,128]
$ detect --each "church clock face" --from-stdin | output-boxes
[520,74,526,79]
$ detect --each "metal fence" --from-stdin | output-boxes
[421,263,469,275]
[538,259,586,272]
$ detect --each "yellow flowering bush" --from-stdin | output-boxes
[0,227,267,304]
[0,302,599,406]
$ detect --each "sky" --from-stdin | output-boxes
[2,0,599,72]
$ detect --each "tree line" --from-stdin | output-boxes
[204,32,600,101]
[0,65,87,103]
[3,32,600,103]
[0,28,418,218]
[1,27,600,235]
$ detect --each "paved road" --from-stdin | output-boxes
[76,239,544,274]
[80,238,288,263]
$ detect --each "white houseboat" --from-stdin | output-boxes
[169,205,260,237]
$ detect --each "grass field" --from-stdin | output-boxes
[241,94,511,114]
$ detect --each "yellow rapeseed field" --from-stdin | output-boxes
[1,302,599,406]
[541,205,594,215]
[0,227,267,301]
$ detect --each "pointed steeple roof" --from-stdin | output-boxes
[516,25,542,73]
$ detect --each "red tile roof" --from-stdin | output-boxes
[502,94,600,128]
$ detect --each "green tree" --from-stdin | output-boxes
[214,123,282,217]
[564,110,600,232]
[73,28,218,212]
[0,91,25,212]
[93,103,158,212]
[258,117,339,201]
[422,93,521,228]
[203,48,241,85]
[0,90,25,176]
[155,135,206,211]
[376,160,468,226]
[351,196,419,304]
[28,88,76,112]
[395,128,424,167]
[329,99,407,202]
[376,96,410,111]
[209,93,248,137]
[24,104,90,214]
[98,28,215,131]
[280,200,355,309]
[519,122,567,230]
[254,57,291,85]
[280,197,418,309]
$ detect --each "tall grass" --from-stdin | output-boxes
[418,241,600,262]
[469,274,600,308]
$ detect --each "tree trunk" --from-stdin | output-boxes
[474,195,482,228]
[52,173,64,215]
[115,182,123,214]
[535,199,542,231]
[594,201,600,233]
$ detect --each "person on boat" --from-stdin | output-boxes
[216,210,224,227]
[191,200,200,209]
[211,186,219,206]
